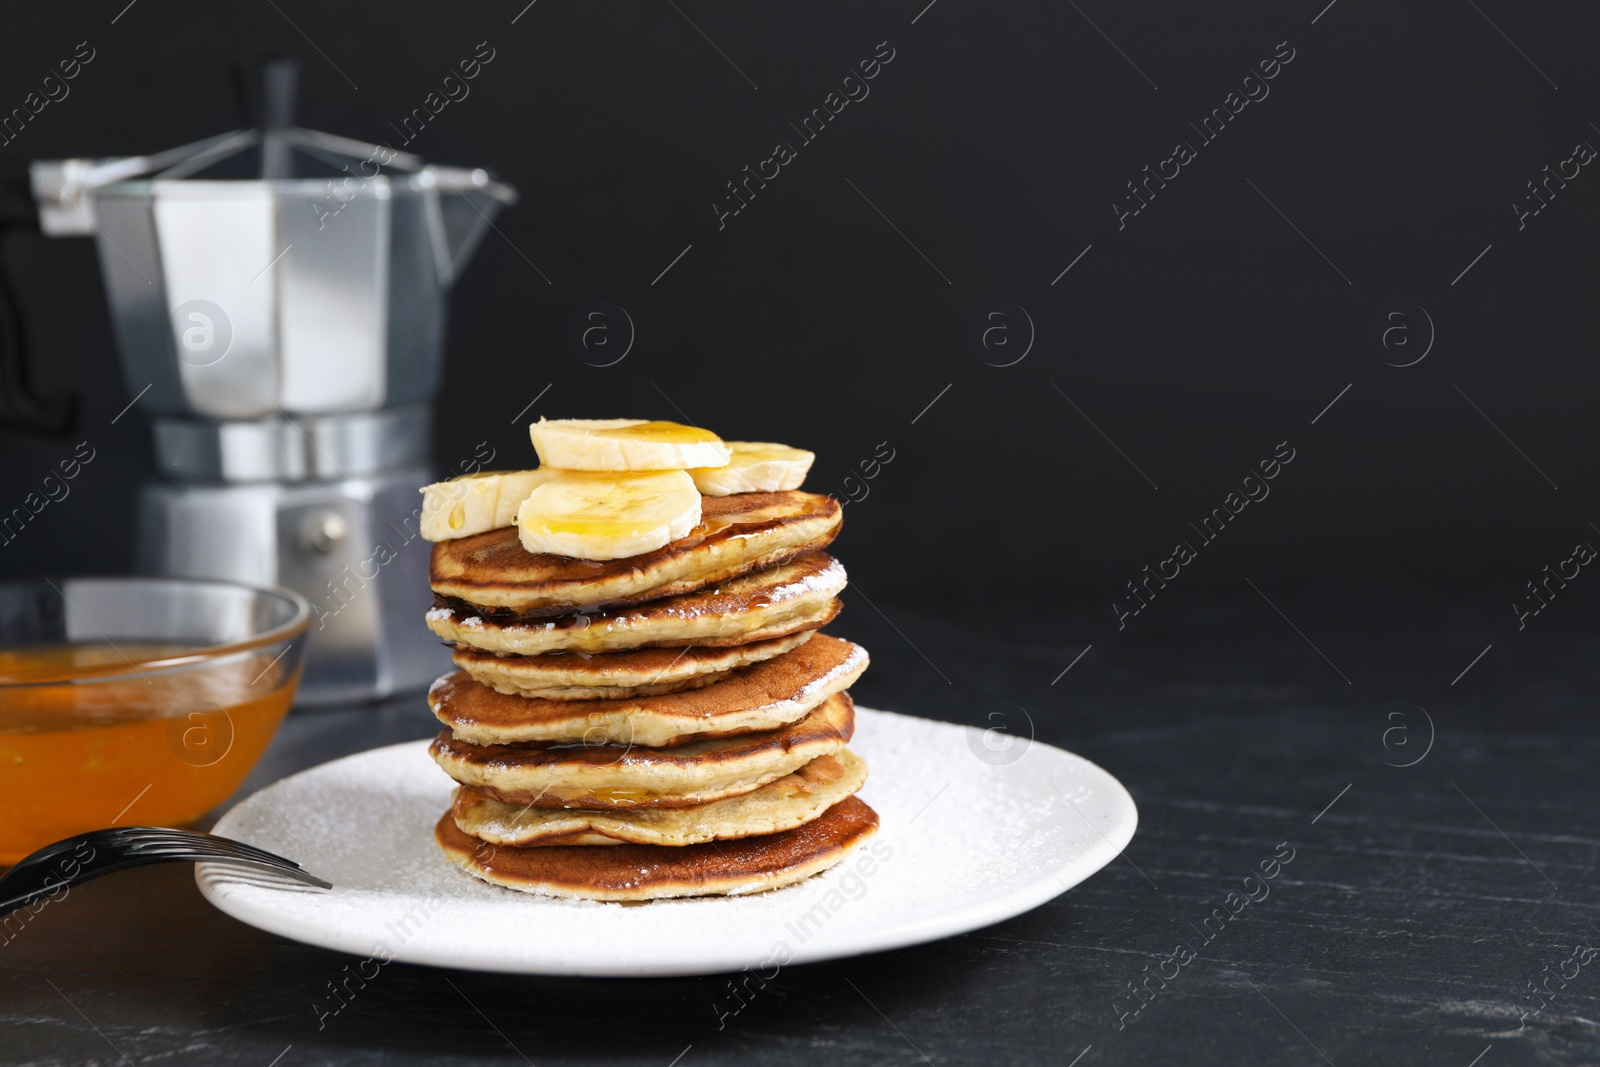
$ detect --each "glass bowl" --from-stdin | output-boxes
[0,577,312,864]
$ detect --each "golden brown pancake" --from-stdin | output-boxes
[452,750,868,847]
[431,634,868,747]
[430,693,855,809]
[430,490,841,616]
[426,553,845,657]
[435,794,879,900]
[451,631,813,701]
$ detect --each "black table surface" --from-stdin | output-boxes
[4,584,1598,1067]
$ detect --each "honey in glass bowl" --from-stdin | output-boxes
[0,579,311,865]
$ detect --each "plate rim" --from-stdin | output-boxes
[199,706,1138,976]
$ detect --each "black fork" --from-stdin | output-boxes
[0,826,331,916]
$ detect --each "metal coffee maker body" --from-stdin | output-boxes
[20,73,517,704]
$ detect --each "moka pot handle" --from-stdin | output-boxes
[0,153,75,437]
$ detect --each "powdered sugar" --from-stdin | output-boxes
[766,557,847,603]
[199,707,1135,976]
[799,641,867,698]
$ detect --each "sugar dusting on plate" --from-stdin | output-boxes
[200,707,1136,976]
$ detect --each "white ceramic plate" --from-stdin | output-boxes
[199,707,1137,977]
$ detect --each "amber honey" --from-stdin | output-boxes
[0,642,299,865]
[530,469,698,541]
[596,420,720,444]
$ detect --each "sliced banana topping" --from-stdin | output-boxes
[419,469,560,541]
[690,441,815,496]
[528,418,732,471]
[516,469,701,560]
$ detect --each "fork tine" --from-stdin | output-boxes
[168,846,299,872]
[198,864,332,893]
[191,837,300,866]
[122,834,281,860]
[117,839,275,864]
[199,840,321,872]
[112,828,307,867]
[192,856,333,890]
[0,828,332,918]
[133,839,327,881]
[110,826,271,850]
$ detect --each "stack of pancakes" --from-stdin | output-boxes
[425,490,880,900]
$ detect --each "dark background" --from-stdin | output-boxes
[4,5,1600,1066]
[1,0,1596,618]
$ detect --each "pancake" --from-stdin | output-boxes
[435,794,879,900]
[430,692,855,809]
[426,553,846,657]
[432,634,868,747]
[451,631,813,701]
[452,749,868,846]
[430,490,841,616]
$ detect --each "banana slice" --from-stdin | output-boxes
[420,470,560,541]
[517,470,701,560]
[690,441,815,496]
[528,418,732,471]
